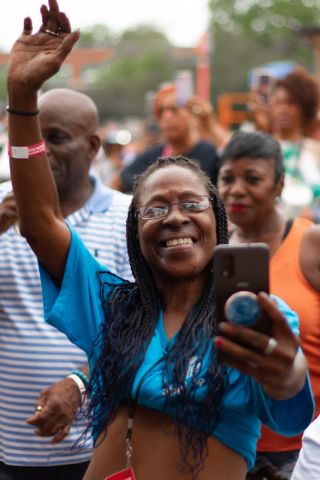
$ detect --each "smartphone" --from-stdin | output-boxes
[213,243,272,335]
[175,70,194,107]
[252,69,276,104]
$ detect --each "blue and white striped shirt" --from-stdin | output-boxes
[0,176,132,466]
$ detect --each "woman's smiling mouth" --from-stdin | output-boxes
[166,237,194,247]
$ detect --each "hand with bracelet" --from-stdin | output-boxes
[27,368,89,444]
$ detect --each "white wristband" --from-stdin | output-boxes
[67,373,86,396]
[8,140,46,159]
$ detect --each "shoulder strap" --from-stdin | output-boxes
[281,218,294,242]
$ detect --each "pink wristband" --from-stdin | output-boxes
[8,140,46,159]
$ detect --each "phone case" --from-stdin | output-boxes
[175,71,194,107]
[251,68,275,104]
[213,243,271,335]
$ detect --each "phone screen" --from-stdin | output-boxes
[253,71,276,104]
[175,71,194,107]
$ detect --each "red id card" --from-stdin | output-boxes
[105,467,136,480]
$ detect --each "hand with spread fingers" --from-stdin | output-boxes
[26,376,82,444]
[214,292,306,401]
[7,0,79,97]
[0,192,18,233]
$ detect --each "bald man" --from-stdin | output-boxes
[0,89,132,480]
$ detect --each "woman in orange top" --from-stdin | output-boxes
[217,130,320,480]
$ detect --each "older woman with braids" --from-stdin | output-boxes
[6,2,313,479]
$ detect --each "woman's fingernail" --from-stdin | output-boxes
[215,338,223,349]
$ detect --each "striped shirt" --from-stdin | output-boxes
[0,176,133,466]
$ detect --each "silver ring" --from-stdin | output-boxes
[191,106,202,115]
[35,405,43,412]
[45,29,59,38]
[263,337,277,355]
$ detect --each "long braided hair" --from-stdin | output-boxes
[86,156,229,479]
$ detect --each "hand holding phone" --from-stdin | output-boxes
[213,244,305,398]
[175,70,194,107]
[252,69,276,104]
[213,243,271,336]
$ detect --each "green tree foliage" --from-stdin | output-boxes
[84,25,194,120]
[42,24,194,120]
[77,24,114,47]
[0,68,6,101]
[210,0,320,34]
[89,53,175,119]
[209,0,319,97]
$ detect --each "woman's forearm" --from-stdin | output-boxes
[7,87,62,239]
[7,81,70,284]
[6,3,80,283]
[262,350,308,400]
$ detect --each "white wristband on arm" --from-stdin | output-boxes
[8,140,46,159]
[67,373,87,397]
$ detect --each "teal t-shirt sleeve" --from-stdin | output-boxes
[251,295,314,436]
[39,226,121,358]
[271,294,299,334]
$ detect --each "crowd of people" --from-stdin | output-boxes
[0,1,319,480]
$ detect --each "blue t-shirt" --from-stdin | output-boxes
[39,227,314,470]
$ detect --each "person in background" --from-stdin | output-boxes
[0,103,9,181]
[0,87,132,480]
[5,3,314,479]
[250,68,320,219]
[91,130,126,186]
[217,130,320,480]
[110,83,220,192]
[141,116,163,150]
[291,413,320,479]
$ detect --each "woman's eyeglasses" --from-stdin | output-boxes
[136,196,212,220]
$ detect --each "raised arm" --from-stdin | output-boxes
[186,96,232,150]
[7,0,80,284]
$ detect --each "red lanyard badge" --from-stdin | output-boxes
[105,466,136,480]
[105,412,135,479]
